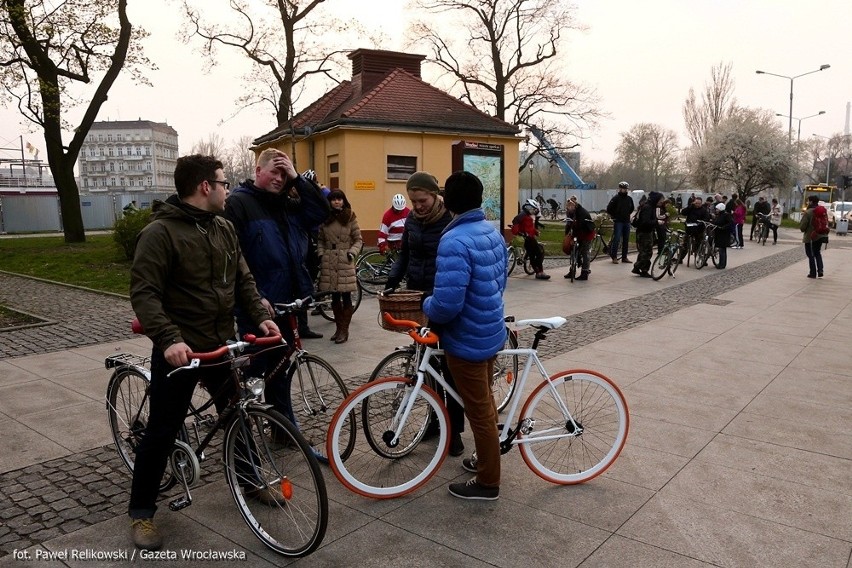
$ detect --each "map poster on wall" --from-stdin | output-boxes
[451,141,504,226]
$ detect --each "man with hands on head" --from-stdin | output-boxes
[225,148,330,343]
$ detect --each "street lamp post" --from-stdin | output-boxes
[756,64,831,147]
[529,161,533,191]
[776,111,826,147]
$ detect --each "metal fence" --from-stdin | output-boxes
[518,188,618,214]
[0,192,172,234]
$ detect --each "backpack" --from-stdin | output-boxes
[810,205,829,240]
[510,213,524,236]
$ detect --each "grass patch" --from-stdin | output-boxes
[0,304,44,328]
[0,234,130,295]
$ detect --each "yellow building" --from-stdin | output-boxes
[252,49,521,244]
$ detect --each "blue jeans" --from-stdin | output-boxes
[805,239,825,276]
[610,221,631,260]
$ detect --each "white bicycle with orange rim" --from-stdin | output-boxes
[326,313,630,499]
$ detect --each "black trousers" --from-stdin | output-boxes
[128,348,234,519]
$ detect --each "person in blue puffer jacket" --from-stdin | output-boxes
[423,170,507,501]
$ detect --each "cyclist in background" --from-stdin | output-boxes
[546,196,559,218]
[564,198,595,281]
[606,181,635,263]
[377,194,410,255]
[679,196,709,263]
[512,199,550,280]
[750,196,771,241]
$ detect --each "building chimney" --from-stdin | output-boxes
[348,49,426,97]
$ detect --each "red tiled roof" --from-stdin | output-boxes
[254,68,519,145]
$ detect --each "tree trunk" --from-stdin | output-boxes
[54,161,85,243]
[44,136,85,243]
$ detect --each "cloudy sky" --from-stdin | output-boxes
[2,0,849,168]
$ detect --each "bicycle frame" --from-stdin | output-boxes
[384,327,579,452]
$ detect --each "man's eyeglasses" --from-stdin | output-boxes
[207,179,230,190]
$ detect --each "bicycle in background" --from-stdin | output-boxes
[506,227,539,276]
[355,247,401,295]
[272,297,354,462]
[650,229,685,280]
[563,232,580,282]
[694,220,719,269]
[588,213,612,262]
[753,212,771,245]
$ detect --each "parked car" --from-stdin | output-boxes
[827,201,852,228]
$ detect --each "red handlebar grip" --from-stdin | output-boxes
[250,334,283,346]
[186,346,229,362]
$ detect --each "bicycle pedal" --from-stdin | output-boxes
[168,496,192,511]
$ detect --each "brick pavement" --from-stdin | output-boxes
[0,246,813,557]
[0,274,135,359]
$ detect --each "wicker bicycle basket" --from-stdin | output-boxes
[377,291,427,332]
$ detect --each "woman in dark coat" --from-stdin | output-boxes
[384,172,465,456]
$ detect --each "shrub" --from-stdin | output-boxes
[113,208,152,260]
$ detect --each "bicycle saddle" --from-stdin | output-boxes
[514,317,567,330]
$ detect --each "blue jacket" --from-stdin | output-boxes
[423,209,507,361]
[224,176,329,305]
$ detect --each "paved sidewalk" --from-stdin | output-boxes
[1,229,850,567]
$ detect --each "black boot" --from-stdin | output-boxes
[298,311,323,339]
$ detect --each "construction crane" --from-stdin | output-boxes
[528,126,596,189]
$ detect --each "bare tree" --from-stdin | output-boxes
[806,134,851,187]
[191,133,227,158]
[409,0,602,172]
[182,0,354,126]
[692,108,792,201]
[682,61,736,149]
[615,123,684,191]
[0,0,150,242]
[223,135,257,184]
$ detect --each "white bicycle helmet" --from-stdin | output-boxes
[523,198,539,213]
[618,181,629,189]
[392,193,407,211]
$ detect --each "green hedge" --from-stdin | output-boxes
[113,209,152,260]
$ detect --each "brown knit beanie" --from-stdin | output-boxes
[406,171,440,194]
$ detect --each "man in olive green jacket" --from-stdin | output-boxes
[127,154,278,551]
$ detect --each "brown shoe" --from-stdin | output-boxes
[611,257,618,264]
[131,518,163,551]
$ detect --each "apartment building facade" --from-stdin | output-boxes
[77,120,179,194]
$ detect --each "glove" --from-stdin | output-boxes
[378,243,387,255]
